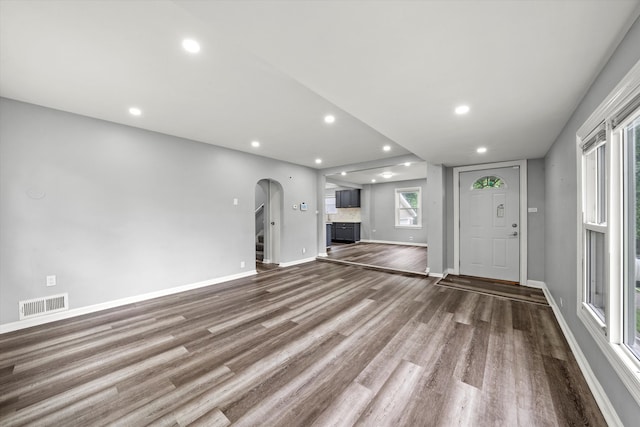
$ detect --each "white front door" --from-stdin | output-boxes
[459,166,520,282]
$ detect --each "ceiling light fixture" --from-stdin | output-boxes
[371,179,376,183]
[341,171,347,176]
[383,145,391,152]
[182,39,201,54]
[129,107,142,116]
[315,158,322,164]
[455,105,470,115]
[324,115,335,124]
[251,140,260,148]
[404,162,411,167]
[477,147,487,153]
[381,172,393,179]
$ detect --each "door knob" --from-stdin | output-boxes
[270,221,275,225]
[510,231,518,236]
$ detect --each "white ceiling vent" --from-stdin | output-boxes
[19,293,68,320]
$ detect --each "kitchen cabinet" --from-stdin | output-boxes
[332,222,361,243]
[326,223,332,248]
[335,189,361,208]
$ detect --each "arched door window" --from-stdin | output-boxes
[471,175,506,190]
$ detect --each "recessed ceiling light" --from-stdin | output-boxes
[129,107,142,116]
[381,172,393,179]
[404,162,411,167]
[371,179,376,183]
[315,158,322,164]
[341,171,347,176]
[324,115,335,124]
[383,145,391,152]
[477,147,487,153]
[251,140,260,148]
[455,105,470,115]
[182,39,201,54]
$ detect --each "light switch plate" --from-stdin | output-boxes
[46,275,56,287]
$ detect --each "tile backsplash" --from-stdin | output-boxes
[328,208,361,223]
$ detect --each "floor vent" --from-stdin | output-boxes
[19,293,69,320]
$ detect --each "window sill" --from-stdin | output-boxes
[394,225,422,229]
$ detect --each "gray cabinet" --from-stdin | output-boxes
[326,223,332,248]
[335,189,360,208]
[332,222,360,243]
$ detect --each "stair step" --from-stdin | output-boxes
[256,242,264,251]
[256,251,264,261]
[257,235,264,244]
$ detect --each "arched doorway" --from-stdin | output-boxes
[255,179,283,266]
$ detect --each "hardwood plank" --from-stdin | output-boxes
[0,261,606,426]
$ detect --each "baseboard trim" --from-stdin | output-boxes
[359,239,428,247]
[0,270,257,334]
[525,279,545,289]
[541,283,623,427]
[279,257,317,267]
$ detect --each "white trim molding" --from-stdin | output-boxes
[525,280,545,289]
[0,270,257,334]
[359,239,428,247]
[278,257,317,267]
[541,282,624,427]
[453,160,528,285]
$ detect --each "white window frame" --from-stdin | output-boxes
[395,187,422,228]
[576,59,640,406]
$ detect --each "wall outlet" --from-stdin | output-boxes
[302,247,306,254]
[240,261,245,268]
[409,236,414,241]
[46,275,56,287]
[233,198,238,205]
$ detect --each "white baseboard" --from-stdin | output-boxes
[359,239,428,247]
[541,283,623,427]
[317,252,328,257]
[279,257,317,267]
[525,279,545,289]
[0,270,257,334]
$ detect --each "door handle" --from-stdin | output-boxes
[510,231,518,236]
[270,221,275,225]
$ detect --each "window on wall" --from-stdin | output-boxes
[325,196,337,214]
[577,68,640,403]
[582,132,608,324]
[395,187,421,228]
[623,115,640,358]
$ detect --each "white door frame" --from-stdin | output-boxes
[453,160,528,284]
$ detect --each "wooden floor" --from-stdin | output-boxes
[437,275,549,306]
[323,242,428,275]
[0,261,605,426]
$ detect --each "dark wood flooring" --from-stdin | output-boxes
[322,242,428,276]
[437,275,549,306]
[0,261,605,426]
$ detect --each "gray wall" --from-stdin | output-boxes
[361,178,428,244]
[0,98,318,325]
[444,160,546,282]
[544,18,640,424]
[527,158,545,282]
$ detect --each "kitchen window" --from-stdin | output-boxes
[395,187,421,228]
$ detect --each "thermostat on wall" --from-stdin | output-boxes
[300,202,308,211]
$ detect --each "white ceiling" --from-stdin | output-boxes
[327,161,429,186]
[1,0,639,170]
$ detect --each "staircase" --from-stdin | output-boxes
[255,203,265,262]
[256,231,264,262]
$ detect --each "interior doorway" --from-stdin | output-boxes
[255,179,283,267]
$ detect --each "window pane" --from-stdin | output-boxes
[400,191,419,208]
[624,115,640,358]
[597,144,607,224]
[398,208,419,225]
[584,145,607,224]
[472,175,505,189]
[587,230,606,322]
[325,196,337,214]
